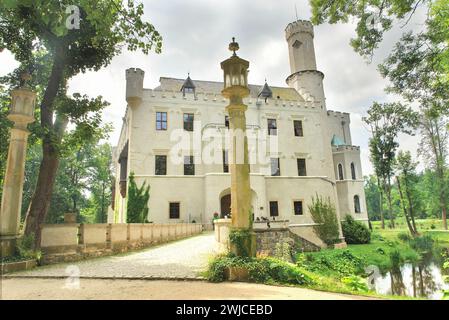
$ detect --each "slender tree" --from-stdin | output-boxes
[418,108,449,229]
[395,150,419,236]
[364,102,419,228]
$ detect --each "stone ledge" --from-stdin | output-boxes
[1,259,37,274]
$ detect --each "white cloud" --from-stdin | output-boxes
[0,0,428,175]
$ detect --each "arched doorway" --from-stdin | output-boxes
[220,194,231,218]
[219,189,258,218]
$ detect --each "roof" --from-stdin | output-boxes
[181,75,196,90]
[331,135,346,146]
[155,77,304,101]
[258,81,273,99]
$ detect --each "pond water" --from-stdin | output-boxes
[370,262,448,299]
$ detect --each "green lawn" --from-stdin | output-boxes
[300,218,449,280]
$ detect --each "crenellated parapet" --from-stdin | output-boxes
[285,20,314,41]
[126,68,145,107]
[142,88,323,110]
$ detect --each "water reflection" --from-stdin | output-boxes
[372,262,448,299]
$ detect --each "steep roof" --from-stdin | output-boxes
[155,77,305,102]
[331,135,346,146]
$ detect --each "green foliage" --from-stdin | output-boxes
[0,0,162,240]
[389,249,404,270]
[341,215,371,244]
[0,233,44,263]
[229,228,252,257]
[274,242,292,262]
[308,194,340,245]
[364,175,381,221]
[341,275,369,292]
[397,232,412,242]
[409,234,434,253]
[300,250,365,278]
[126,173,150,223]
[206,254,314,286]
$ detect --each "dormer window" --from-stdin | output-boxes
[181,73,196,97]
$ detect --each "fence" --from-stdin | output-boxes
[39,223,203,264]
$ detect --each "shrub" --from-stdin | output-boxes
[409,234,434,253]
[127,173,150,223]
[341,215,371,244]
[308,194,340,245]
[299,250,365,278]
[389,250,404,270]
[206,254,314,286]
[341,275,369,292]
[397,232,412,242]
[431,224,436,230]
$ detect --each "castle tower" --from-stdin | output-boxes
[285,20,326,107]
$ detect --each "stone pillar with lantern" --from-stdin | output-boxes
[0,75,36,257]
[221,38,256,257]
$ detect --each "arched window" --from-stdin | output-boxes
[354,195,361,213]
[338,163,344,180]
[351,162,356,180]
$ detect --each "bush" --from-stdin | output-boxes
[300,250,365,278]
[397,232,412,242]
[409,234,434,253]
[341,275,369,292]
[127,173,150,223]
[206,254,314,286]
[308,195,340,245]
[341,215,371,244]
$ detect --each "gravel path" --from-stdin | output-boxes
[1,278,374,300]
[5,232,219,280]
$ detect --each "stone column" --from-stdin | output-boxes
[227,103,252,229]
[0,87,36,257]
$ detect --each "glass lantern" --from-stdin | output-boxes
[221,38,250,99]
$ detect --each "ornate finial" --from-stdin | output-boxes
[19,71,32,88]
[229,37,239,56]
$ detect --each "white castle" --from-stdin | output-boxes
[111,20,368,247]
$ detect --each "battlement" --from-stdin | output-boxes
[327,110,350,119]
[285,20,314,41]
[126,68,145,103]
[143,89,322,110]
[332,145,360,153]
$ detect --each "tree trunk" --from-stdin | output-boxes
[386,177,395,228]
[396,176,416,237]
[377,176,385,229]
[23,141,60,248]
[23,45,66,248]
[403,174,419,235]
[442,206,448,230]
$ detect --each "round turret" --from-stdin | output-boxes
[126,68,145,106]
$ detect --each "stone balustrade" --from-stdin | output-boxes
[39,223,203,264]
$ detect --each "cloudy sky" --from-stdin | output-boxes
[0,0,427,175]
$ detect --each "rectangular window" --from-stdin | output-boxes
[271,158,280,176]
[293,201,303,215]
[225,115,229,129]
[269,201,279,217]
[169,202,180,219]
[297,158,307,176]
[155,155,167,175]
[183,113,194,131]
[156,112,167,130]
[267,118,277,136]
[184,156,195,175]
[223,150,229,173]
[294,120,304,137]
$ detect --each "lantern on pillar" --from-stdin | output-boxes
[220,38,256,258]
[221,37,250,100]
